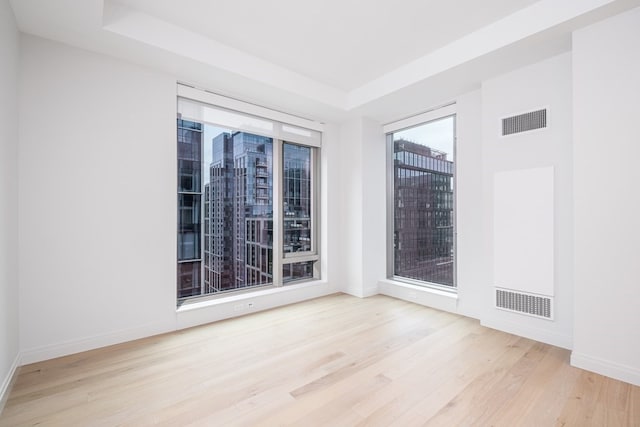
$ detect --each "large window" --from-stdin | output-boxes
[387,110,456,288]
[177,87,321,302]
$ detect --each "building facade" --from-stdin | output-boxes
[203,131,274,293]
[393,138,454,286]
[177,119,204,298]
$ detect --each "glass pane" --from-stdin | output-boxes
[392,116,455,287]
[283,261,314,283]
[283,143,312,254]
[177,115,275,299]
[178,194,201,260]
[177,118,203,264]
[205,129,273,294]
[177,120,202,192]
[178,262,201,298]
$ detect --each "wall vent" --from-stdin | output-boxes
[502,108,547,136]
[495,288,553,320]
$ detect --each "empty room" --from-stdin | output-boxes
[1,0,640,425]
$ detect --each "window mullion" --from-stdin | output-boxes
[311,146,320,279]
[272,139,283,286]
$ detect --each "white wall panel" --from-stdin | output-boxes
[494,166,554,296]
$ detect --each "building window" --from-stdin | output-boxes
[176,87,321,303]
[387,111,456,288]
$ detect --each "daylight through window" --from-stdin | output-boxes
[388,113,456,288]
[177,89,321,302]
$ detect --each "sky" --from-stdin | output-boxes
[202,124,229,186]
[393,115,455,156]
[200,115,455,187]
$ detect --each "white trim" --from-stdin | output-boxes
[383,103,456,134]
[378,279,458,314]
[20,284,337,365]
[571,352,640,387]
[176,280,336,330]
[481,315,572,350]
[20,322,174,365]
[282,254,319,263]
[178,84,324,133]
[273,139,283,286]
[0,353,21,415]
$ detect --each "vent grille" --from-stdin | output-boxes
[495,288,552,320]
[502,109,547,136]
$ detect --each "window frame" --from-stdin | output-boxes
[384,104,458,291]
[176,85,322,304]
[280,142,321,283]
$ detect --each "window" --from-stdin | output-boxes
[386,108,456,288]
[176,86,321,303]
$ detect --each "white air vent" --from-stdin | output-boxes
[495,288,553,320]
[502,108,547,136]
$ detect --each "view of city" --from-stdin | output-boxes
[393,117,455,286]
[177,119,313,299]
[178,114,454,299]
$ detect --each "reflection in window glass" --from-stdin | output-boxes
[177,194,201,260]
[283,261,314,283]
[392,116,455,287]
[178,262,201,299]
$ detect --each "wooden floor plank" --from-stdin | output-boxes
[1,294,639,426]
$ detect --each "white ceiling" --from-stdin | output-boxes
[115,0,540,91]
[9,0,640,123]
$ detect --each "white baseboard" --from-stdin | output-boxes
[0,353,21,415]
[20,321,173,365]
[481,316,572,349]
[21,282,338,365]
[571,351,640,387]
[362,285,379,298]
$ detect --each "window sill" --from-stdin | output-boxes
[175,279,333,330]
[378,278,458,314]
[177,280,324,312]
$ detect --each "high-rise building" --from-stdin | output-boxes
[204,131,273,293]
[393,138,454,286]
[205,132,236,293]
[177,119,203,299]
[231,132,273,289]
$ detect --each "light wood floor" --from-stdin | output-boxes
[1,294,639,426]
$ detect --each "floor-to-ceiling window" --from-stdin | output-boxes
[386,107,456,289]
[177,86,321,303]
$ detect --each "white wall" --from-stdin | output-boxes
[340,52,576,358]
[360,118,386,297]
[0,0,21,408]
[572,7,640,386]
[336,117,386,298]
[456,90,486,320]
[18,35,340,364]
[19,35,178,361]
[337,119,364,296]
[480,52,574,349]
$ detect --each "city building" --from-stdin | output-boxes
[177,118,203,299]
[393,138,454,286]
[203,131,274,294]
